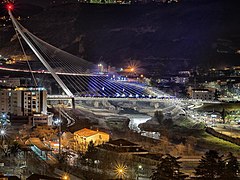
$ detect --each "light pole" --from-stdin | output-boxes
[61,173,70,180]
[0,128,8,156]
[0,129,5,136]
[54,117,62,156]
[56,118,62,155]
[137,165,142,180]
[114,163,127,179]
[0,128,6,144]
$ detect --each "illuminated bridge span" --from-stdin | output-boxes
[47,94,220,104]
[0,66,103,76]
[8,10,171,101]
[8,10,219,106]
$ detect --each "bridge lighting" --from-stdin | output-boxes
[102,87,105,91]
[6,3,14,11]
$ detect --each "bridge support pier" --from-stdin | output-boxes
[154,103,160,109]
[72,98,75,109]
[94,101,99,108]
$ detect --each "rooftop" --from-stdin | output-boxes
[74,128,107,137]
[27,174,60,180]
[25,138,51,151]
[107,139,139,147]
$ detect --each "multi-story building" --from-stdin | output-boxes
[74,128,110,152]
[0,87,47,116]
[0,89,10,114]
[0,78,20,87]
[190,89,215,101]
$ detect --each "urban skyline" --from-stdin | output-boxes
[0,0,239,179]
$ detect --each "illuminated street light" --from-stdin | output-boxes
[0,129,5,136]
[2,113,6,119]
[61,173,69,180]
[127,60,140,74]
[98,63,103,73]
[114,163,127,179]
[137,165,143,180]
[0,128,6,142]
[54,117,62,155]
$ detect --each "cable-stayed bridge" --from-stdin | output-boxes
[7,10,220,108]
[8,10,170,101]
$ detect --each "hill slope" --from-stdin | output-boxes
[1,0,240,73]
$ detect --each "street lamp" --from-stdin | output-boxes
[114,163,127,179]
[0,129,5,136]
[54,118,62,155]
[61,173,69,180]
[137,165,143,180]
[98,63,103,73]
[0,126,6,137]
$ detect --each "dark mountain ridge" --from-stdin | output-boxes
[1,0,240,73]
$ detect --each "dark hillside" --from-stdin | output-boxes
[1,0,240,73]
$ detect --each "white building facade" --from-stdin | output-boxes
[191,89,215,101]
[0,87,47,116]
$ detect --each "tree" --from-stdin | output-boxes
[195,150,225,179]
[10,141,20,156]
[222,152,239,179]
[151,154,187,180]
[83,141,98,166]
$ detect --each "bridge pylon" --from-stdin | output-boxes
[8,10,74,99]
